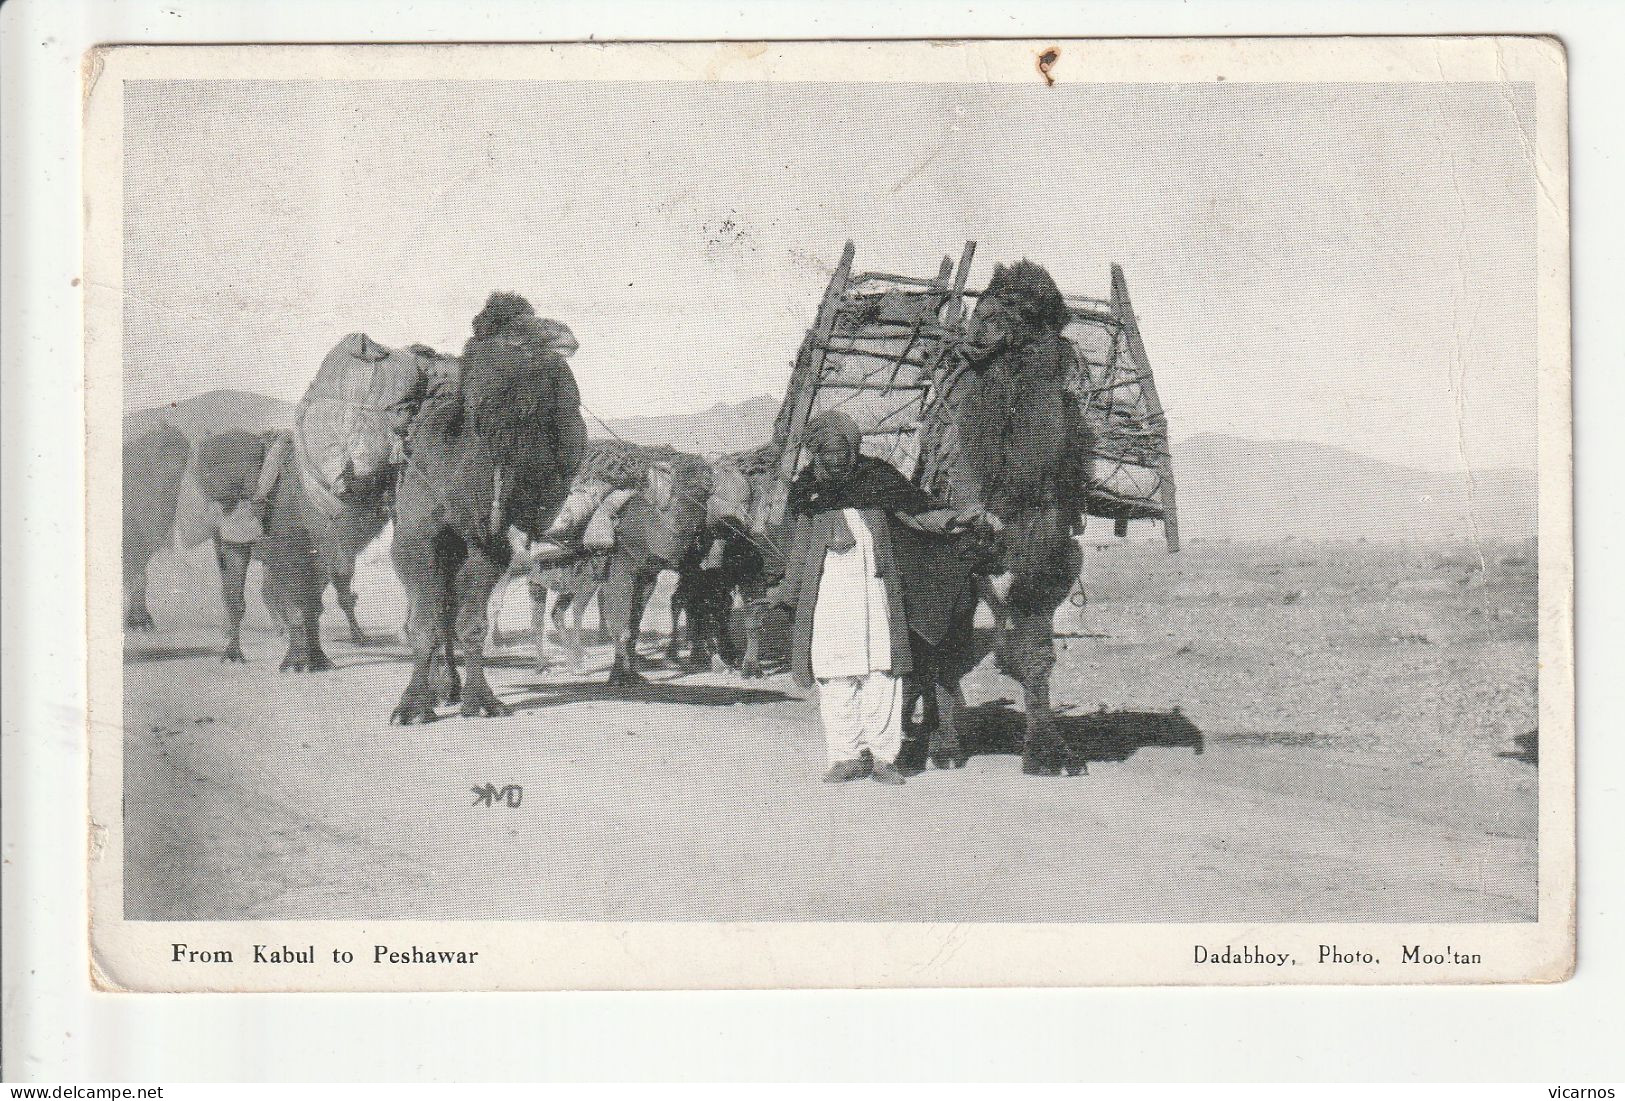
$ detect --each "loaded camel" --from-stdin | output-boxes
[191,428,390,669]
[912,259,1093,776]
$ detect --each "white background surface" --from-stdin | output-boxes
[4,0,1621,1083]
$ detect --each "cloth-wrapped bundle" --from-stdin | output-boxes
[294,334,433,516]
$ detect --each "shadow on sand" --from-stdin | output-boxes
[123,643,227,664]
[958,700,1205,764]
[1497,730,1538,765]
[506,678,795,711]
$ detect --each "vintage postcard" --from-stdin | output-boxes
[85,38,1572,991]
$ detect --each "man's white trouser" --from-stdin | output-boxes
[816,671,903,766]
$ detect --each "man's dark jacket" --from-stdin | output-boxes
[778,456,979,688]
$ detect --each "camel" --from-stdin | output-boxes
[485,438,648,672]
[191,429,388,669]
[388,292,585,723]
[123,423,193,630]
[523,440,719,683]
[913,259,1091,776]
[680,444,790,679]
[664,451,755,669]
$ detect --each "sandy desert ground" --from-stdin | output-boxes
[119,534,1539,923]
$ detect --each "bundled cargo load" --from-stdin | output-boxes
[174,429,291,548]
[293,333,440,517]
[772,241,1180,550]
[534,439,700,564]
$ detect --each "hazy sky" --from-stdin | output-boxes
[123,78,1539,472]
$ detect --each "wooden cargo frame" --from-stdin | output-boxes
[776,241,1181,552]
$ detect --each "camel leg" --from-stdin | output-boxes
[214,536,252,663]
[486,567,513,650]
[393,600,443,725]
[742,612,765,678]
[454,549,510,718]
[715,595,741,670]
[666,575,687,664]
[262,523,333,673]
[530,579,555,672]
[124,553,157,631]
[390,530,443,723]
[1006,606,1078,776]
[705,587,735,669]
[331,565,366,645]
[289,598,332,673]
[544,590,572,671]
[432,578,461,705]
[738,579,765,679]
[603,554,650,686]
[292,546,334,672]
[931,680,968,769]
[594,590,612,646]
[897,672,932,775]
[628,573,656,678]
[569,589,590,671]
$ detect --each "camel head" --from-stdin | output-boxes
[962,259,1071,363]
[705,456,754,531]
[657,449,715,545]
[457,292,586,475]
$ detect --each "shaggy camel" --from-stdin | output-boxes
[914,259,1091,776]
[124,423,193,630]
[388,293,585,723]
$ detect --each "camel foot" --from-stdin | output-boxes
[221,644,247,664]
[1021,757,1061,777]
[281,650,334,673]
[740,661,763,680]
[459,686,511,718]
[606,665,646,688]
[390,696,440,724]
[1021,742,1065,776]
[348,628,371,646]
[126,610,157,631]
[929,729,966,769]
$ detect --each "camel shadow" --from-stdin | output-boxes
[1496,730,1538,765]
[506,679,795,712]
[123,643,224,664]
[957,701,1205,764]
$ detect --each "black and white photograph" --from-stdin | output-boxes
[82,39,1572,991]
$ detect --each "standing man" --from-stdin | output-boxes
[770,410,973,785]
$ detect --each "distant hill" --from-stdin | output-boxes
[587,394,781,455]
[123,391,1536,543]
[124,389,295,442]
[1168,432,1537,543]
[124,389,780,456]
